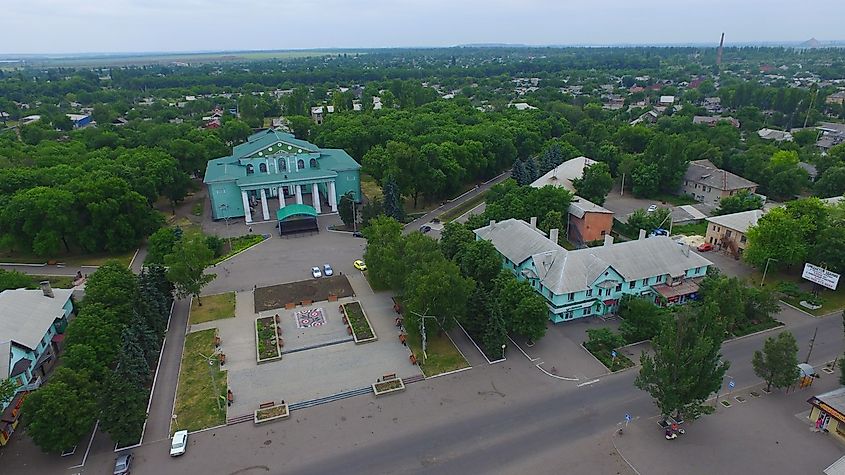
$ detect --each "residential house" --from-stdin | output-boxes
[816,122,845,152]
[629,109,659,126]
[693,116,740,128]
[826,91,845,105]
[19,115,41,126]
[757,128,794,142]
[508,102,538,111]
[703,97,723,114]
[530,156,615,244]
[568,197,614,245]
[475,219,712,323]
[0,285,75,446]
[704,209,765,256]
[658,95,676,106]
[681,159,758,205]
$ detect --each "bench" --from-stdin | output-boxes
[259,401,275,409]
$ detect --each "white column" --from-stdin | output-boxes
[260,189,270,221]
[295,185,303,205]
[328,181,338,212]
[278,187,285,208]
[241,191,252,224]
[312,183,322,214]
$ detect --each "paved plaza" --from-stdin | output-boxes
[191,270,422,420]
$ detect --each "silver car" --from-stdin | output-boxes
[114,452,133,474]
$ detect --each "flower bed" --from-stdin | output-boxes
[254,403,289,424]
[342,301,377,344]
[372,378,405,396]
[255,316,282,363]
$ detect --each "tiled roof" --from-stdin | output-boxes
[685,159,758,191]
[474,219,560,265]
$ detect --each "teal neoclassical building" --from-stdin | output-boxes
[204,129,361,223]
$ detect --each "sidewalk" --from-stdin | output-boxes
[614,376,844,475]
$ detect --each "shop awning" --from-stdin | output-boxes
[652,279,701,299]
[551,300,597,314]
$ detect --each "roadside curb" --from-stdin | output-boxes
[426,366,473,380]
[0,262,47,266]
[128,248,140,270]
[778,299,832,319]
[213,235,271,266]
[724,320,785,342]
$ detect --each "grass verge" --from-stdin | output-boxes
[438,191,488,222]
[731,319,783,337]
[671,221,707,236]
[360,174,383,202]
[0,249,135,267]
[212,234,265,264]
[653,193,698,206]
[343,301,375,340]
[173,329,227,433]
[190,292,236,324]
[583,342,635,372]
[405,323,469,377]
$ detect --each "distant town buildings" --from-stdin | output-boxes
[681,159,758,205]
[757,128,794,142]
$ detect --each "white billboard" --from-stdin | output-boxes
[802,263,840,291]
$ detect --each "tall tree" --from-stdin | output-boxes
[403,258,474,334]
[483,300,508,360]
[635,305,730,420]
[715,189,764,216]
[524,157,539,183]
[382,176,405,222]
[338,191,355,228]
[165,232,216,305]
[98,372,147,447]
[456,239,503,290]
[752,331,800,392]
[439,221,475,261]
[572,162,614,205]
[0,378,15,406]
[362,215,404,290]
[511,159,528,185]
[23,368,98,453]
[744,207,808,270]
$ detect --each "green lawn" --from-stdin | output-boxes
[671,221,708,236]
[749,268,845,317]
[0,248,136,267]
[360,174,383,202]
[190,292,236,324]
[172,329,227,434]
[29,275,76,289]
[212,234,265,264]
[652,194,698,206]
[405,323,469,377]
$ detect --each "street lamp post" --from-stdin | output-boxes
[760,257,778,287]
[501,343,506,360]
[219,204,233,252]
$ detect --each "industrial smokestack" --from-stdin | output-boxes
[716,32,725,67]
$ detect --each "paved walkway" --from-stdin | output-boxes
[615,375,844,475]
[511,318,615,381]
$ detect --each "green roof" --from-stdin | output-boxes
[233,129,318,158]
[277,204,318,221]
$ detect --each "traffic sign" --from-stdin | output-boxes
[728,380,735,389]
[611,350,617,358]
[625,413,631,422]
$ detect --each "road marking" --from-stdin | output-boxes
[507,335,540,362]
[577,379,601,387]
[535,363,579,381]
[67,420,98,469]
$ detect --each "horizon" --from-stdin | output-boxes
[4,0,842,56]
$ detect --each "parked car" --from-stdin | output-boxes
[353,259,367,271]
[323,264,334,276]
[311,266,322,278]
[352,231,364,238]
[697,242,714,252]
[170,430,188,456]
[647,204,658,213]
[114,452,133,475]
[420,224,432,233]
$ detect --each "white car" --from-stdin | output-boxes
[311,266,322,278]
[170,430,188,456]
[647,204,658,213]
[323,264,333,276]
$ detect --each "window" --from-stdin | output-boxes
[642,279,647,286]
[279,159,286,171]
[246,164,254,175]
[259,163,267,173]
[740,235,747,243]
[297,159,304,170]
[629,282,635,289]
[564,310,574,320]
[586,289,593,297]
[725,230,733,238]
[310,158,318,168]
[615,284,622,292]
[656,275,664,283]
[568,292,574,302]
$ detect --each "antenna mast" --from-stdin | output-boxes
[716,33,725,68]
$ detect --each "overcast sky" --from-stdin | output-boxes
[4,0,841,55]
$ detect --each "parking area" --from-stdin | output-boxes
[203,214,366,295]
[603,184,712,224]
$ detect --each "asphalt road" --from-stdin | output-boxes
[109,308,841,475]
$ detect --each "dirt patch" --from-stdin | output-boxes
[255,275,355,312]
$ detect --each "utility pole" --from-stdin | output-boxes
[805,327,818,364]
[760,257,778,287]
[620,173,625,196]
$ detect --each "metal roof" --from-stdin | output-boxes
[0,289,73,351]
[530,156,596,191]
[706,209,766,234]
[685,159,758,191]
[0,341,10,380]
[277,204,317,221]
